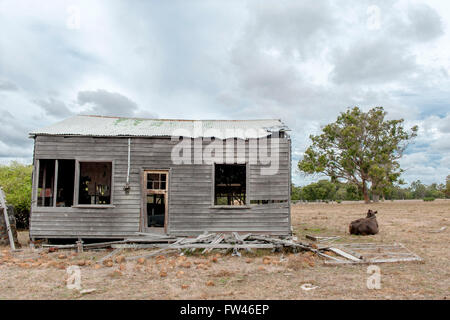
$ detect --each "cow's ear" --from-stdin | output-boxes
[374,211,378,214]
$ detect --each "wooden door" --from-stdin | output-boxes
[142,170,169,233]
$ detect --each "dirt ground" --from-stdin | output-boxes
[0,200,448,300]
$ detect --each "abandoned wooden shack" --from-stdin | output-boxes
[29,115,291,240]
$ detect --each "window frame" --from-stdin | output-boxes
[73,159,115,208]
[145,172,168,191]
[33,158,115,209]
[211,162,250,209]
[35,159,57,207]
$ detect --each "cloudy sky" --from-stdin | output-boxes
[0,0,449,186]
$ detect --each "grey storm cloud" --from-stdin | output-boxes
[330,39,417,84]
[245,0,336,56]
[77,89,139,117]
[398,3,444,42]
[438,115,450,133]
[34,97,74,117]
[0,111,33,156]
[77,89,157,118]
[330,3,443,84]
[228,1,337,109]
[0,80,18,91]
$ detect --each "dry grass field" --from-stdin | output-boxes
[0,200,449,300]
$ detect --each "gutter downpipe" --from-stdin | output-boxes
[127,138,131,185]
[124,138,131,193]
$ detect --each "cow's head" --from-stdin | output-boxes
[366,209,378,218]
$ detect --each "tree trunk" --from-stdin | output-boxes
[362,180,370,204]
[373,193,379,202]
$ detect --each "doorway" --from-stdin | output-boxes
[142,170,169,233]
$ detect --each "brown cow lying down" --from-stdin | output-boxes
[349,209,379,235]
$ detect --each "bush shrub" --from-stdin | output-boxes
[0,162,32,229]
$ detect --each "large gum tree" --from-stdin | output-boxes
[298,107,418,203]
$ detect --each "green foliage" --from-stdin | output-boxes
[291,180,362,202]
[410,180,445,199]
[292,179,447,201]
[301,180,337,201]
[340,183,361,200]
[446,175,450,198]
[410,180,427,198]
[291,184,302,201]
[298,106,418,203]
[426,183,445,199]
[383,184,413,200]
[423,197,435,202]
[0,161,32,228]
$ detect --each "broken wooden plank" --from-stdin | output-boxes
[324,242,423,265]
[336,243,404,248]
[169,243,275,249]
[306,235,341,242]
[324,256,423,265]
[203,234,225,254]
[0,187,16,251]
[305,235,320,241]
[112,243,171,249]
[178,233,216,244]
[124,237,177,243]
[42,244,77,249]
[134,232,175,238]
[83,240,128,249]
[126,238,185,261]
[237,233,252,241]
[42,240,128,250]
[316,251,346,262]
[232,232,244,244]
[328,247,362,261]
[98,248,122,263]
[396,243,424,261]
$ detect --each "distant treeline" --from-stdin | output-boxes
[291,177,450,202]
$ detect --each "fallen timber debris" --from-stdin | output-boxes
[35,232,423,265]
[42,240,128,250]
[0,186,16,251]
[327,247,362,262]
[324,243,423,265]
[123,233,345,262]
[305,235,341,243]
[98,248,122,264]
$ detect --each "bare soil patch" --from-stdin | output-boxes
[0,200,448,299]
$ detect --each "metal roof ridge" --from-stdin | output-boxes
[76,115,281,122]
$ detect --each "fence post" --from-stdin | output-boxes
[0,187,16,251]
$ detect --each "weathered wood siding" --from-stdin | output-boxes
[30,135,291,238]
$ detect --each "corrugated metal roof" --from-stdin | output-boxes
[30,115,289,139]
